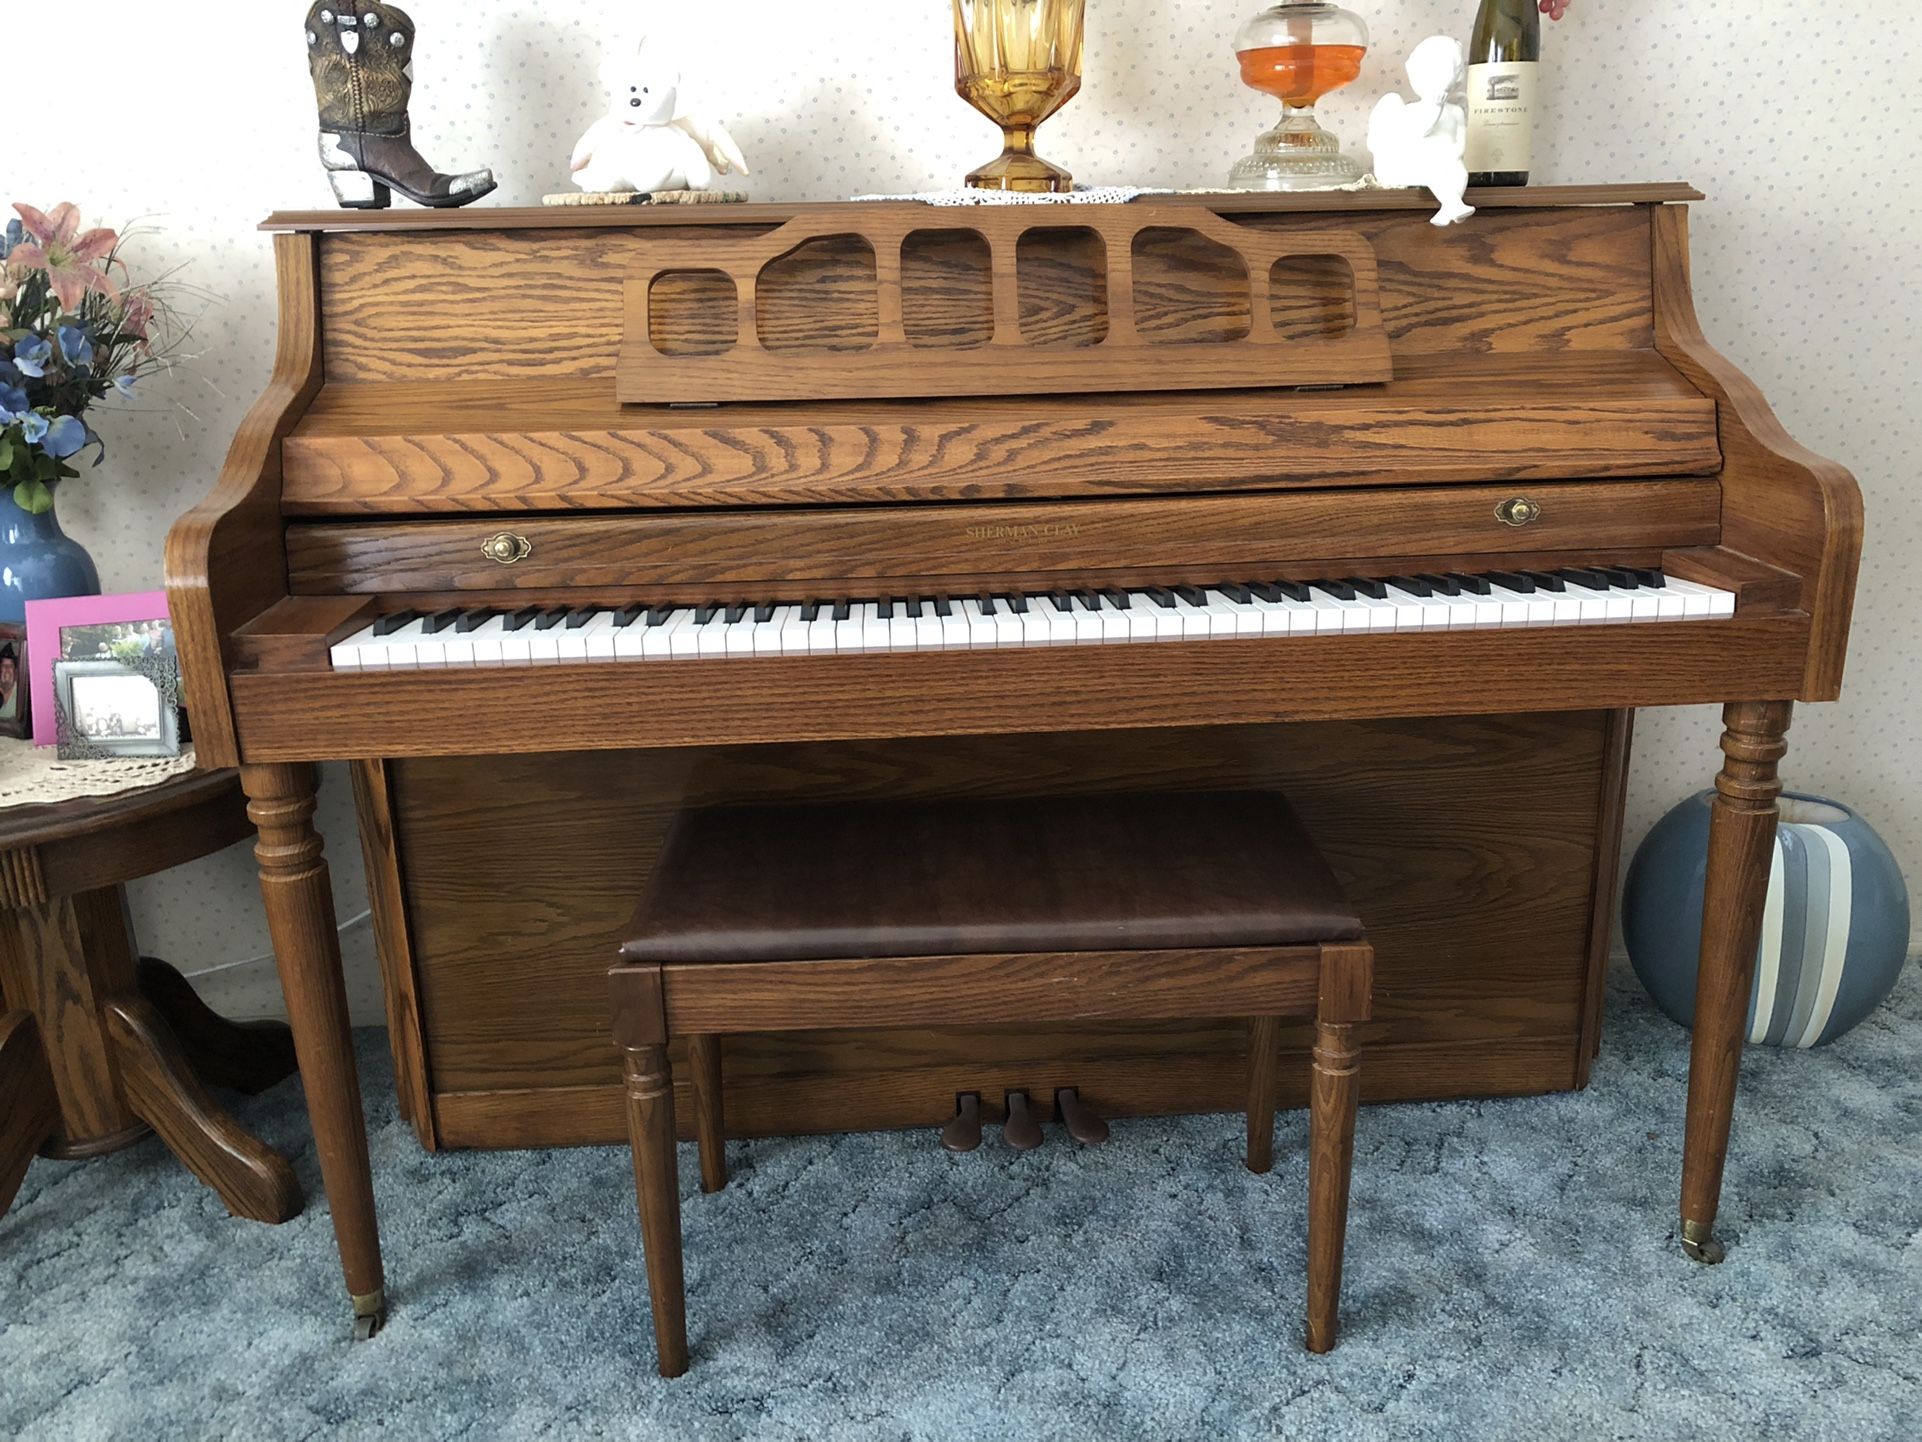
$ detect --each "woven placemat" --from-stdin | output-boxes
[542,189,748,207]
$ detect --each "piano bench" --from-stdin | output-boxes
[608,789,1374,1376]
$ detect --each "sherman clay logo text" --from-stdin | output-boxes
[966,523,1083,541]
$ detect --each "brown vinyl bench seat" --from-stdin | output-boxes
[610,789,1373,1376]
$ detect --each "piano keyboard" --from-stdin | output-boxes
[330,568,1737,670]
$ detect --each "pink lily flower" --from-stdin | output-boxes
[119,287,155,343]
[10,202,121,313]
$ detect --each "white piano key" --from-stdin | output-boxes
[1097,596,1132,642]
[724,610,758,657]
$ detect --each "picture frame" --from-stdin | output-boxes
[51,657,182,758]
[0,622,29,740]
[23,591,180,750]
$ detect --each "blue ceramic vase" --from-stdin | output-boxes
[1624,791,1911,1047]
[0,485,102,624]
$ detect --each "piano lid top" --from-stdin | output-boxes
[259,182,1702,234]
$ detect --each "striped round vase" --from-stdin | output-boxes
[1623,792,1911,1047]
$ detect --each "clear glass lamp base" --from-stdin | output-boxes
[1229,108,1366,191]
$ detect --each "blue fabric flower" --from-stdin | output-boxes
[0,383,29,424]
[42,415,88,459]
[115,374,137,398]
[56,325,93,369]
[12,337,53,380]
[1,218,21,262]
[19,412,48,445]
[0,358,18,387]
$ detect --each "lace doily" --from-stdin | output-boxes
[0,740,201,809]
[851,180,1383,205]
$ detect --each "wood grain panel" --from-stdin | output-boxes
[283,479,1720,594]
[383,715,1607,1125]
[318,206,1649,384]
[281,353,1720,515]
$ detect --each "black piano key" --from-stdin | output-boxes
[1522,571,1567,593]
[1216,583,1252,604]
[695,604,722,624]
[1145,588,1177,609]
[1048,593,1075,613]
[933,596,953,618]
[1246,582,1285,603]
[1269,580,1313,603]
[1074,590,1101,612]
[1413,573,1462,597]
[1385,575,1434,598]
[1625,566,1665,588]
[374,610,421,637]
[1342,576,1388,600]
[1593,566,1638,589]
[1448,573,1493,595]
[903,596,924,619]
[1100,588,1131,610]
[753,602,778,623]
[534,609,568,631]
[503,606,543,632]
[976,594,997,616]
[723,602,750,624]
[1173,585,1208,606]
[876,598,895,620]
[645,605,678,627]
[1559,568,1611,591]
[563,607,599,630]
[800,601,823,622]
[832,600,852,622]
[1003,593,1029,614]
[1312,580,1357,601]
[1484,571,1536,593]
[455,610,496,634]
[613,604,647,627]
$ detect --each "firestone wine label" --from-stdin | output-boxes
[1464,60,1538,173]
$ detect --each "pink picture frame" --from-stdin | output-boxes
[23,591,173,748]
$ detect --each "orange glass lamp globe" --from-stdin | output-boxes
[1230,1,1371,190]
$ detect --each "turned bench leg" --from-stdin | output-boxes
[688,1034,727,1194]
[1306,1020,1359,1355]
[1245,1015,1280,1175]
[623,1041,689,1378]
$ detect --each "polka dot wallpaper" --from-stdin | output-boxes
[8,3,1917,1018]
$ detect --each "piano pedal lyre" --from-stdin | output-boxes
[1055,1087,1110,1146]
[940,1092,983,1153]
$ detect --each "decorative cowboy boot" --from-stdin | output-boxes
[305,3,497,209]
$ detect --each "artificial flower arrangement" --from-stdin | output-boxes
[1,204,188,515]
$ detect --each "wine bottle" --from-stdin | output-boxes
[1464,0,1541,187]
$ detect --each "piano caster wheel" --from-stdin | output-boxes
[941,1092,984,1152]
[1055,1087,1110,1145]
[1002,1090,1044,1152]
[1680,1220,1725,1265]
[352,1289,387,1341]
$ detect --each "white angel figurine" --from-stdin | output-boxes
[1367,36,1474,227]
[570,37,749,194]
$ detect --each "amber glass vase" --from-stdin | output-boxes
[953,0,1086,193]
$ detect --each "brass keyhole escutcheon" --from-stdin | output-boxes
[482,532,532,565]
[1495,497,1541,528]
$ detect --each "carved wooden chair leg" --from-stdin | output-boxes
[135,957,298,1096]
[1245,1014,1281,1175]
[0,1011,59,1219]
[624,1042,689,1377]
[104,997,303,1224]
[687,1034,727,1194]
[1681,699,1792,1266]
[1305,1020,1359,1355]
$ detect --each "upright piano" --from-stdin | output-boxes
[166,185,1861,1337]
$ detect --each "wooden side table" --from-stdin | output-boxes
[0,766,302,1223]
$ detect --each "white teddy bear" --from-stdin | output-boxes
[570,37,748,194]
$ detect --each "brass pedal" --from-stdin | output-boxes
[941,1092,984,1152]
[1055,1087,1110,1145]
[1002,1090,1044,1152]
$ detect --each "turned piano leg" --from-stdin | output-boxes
[1679,700,1792,1265]
[242,763,387,1338]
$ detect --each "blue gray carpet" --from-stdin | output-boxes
[4,965,1919,1441]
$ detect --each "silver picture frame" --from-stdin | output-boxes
[51,657,183,759]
